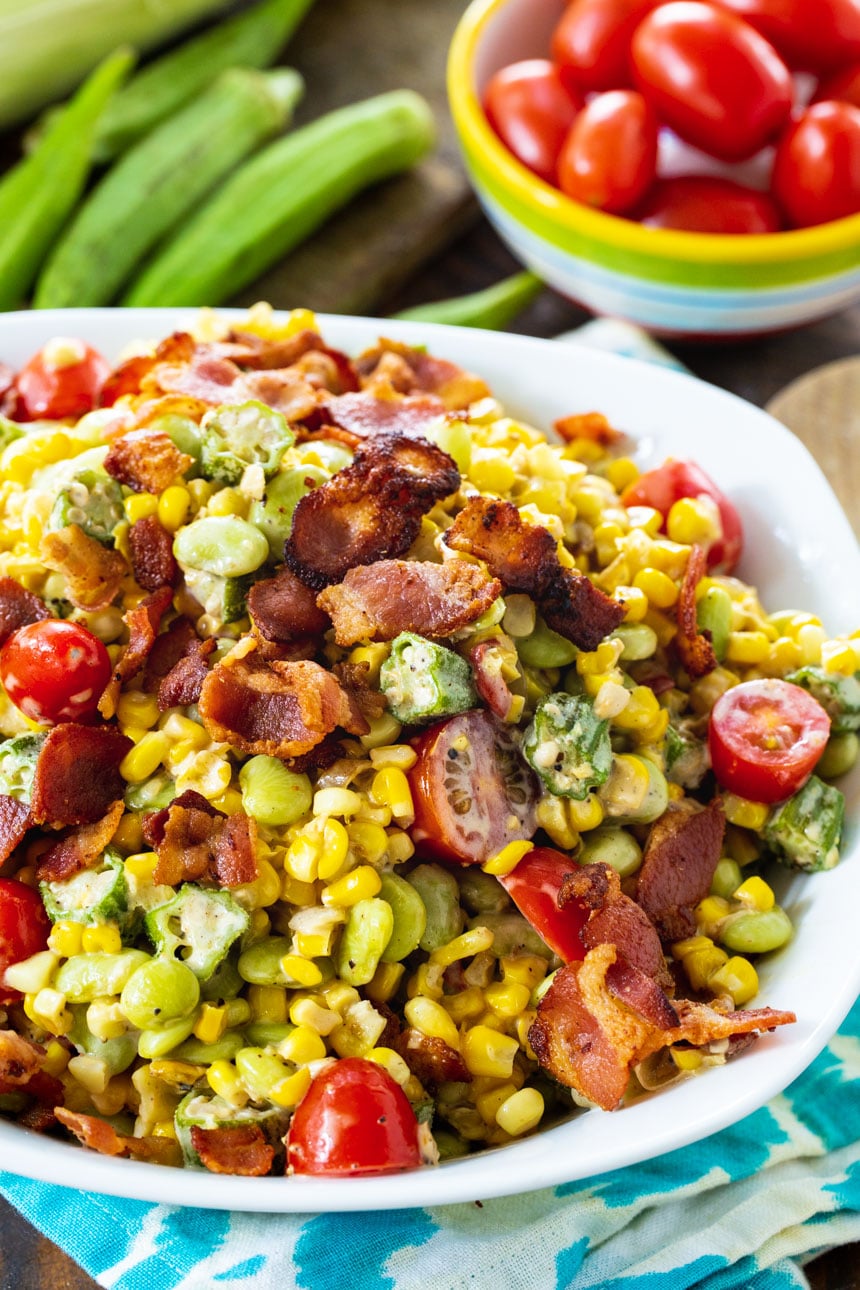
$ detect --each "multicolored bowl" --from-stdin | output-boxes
[447,0,860,339]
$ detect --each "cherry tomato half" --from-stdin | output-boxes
[557,90,659,214]
[771,100,860,227]
[0,619,112,725]
[500,847,589,962]
[0,879,51,1005]
[287,1058,421,1176]
[708,678,830,803]
[621,458,744,573]
[551,0,660,94]
[635,175,782,233]
[483,59,583,183]
[409,711,538,866]
[713,0,860,75]
[630,2,793,161]
[14,339,109,422]
[814,62,860,110]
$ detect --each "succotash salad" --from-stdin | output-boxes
[0,308,854,1179]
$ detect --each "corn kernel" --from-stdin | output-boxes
[671,1046,704,1072]
[514,1011,538,1059]
[111,813,144,855]
[495,1086,544,1136]
[695,895,732,937]
[430,925,495,969]
[370,767,414,824]
[206,1061,248,1107]
[404,997,460,1049]
[247,985,288,1023]
[501,955,547,990]
[124,851,159,882]
[796,622,826,665]
[726,631,771,665]
[281,954,324,987]
[270,1066,313,1109]
[86,999,127,1041]
[369,744,418,771]
[476,1081,519,1125]
[81,924,122,955]
[116,690,160,731]
[206,487,246,518]
[157,485,191,533]
[285,834,320,883]
[667,496,721,547]
[821,640,860,675]
[347,642,390,685]
[279,1025,328,1065]
[483,840,533,876]
[683,945,729,992]
[289,997,341,1035]
[633,567,678,609]
[733,876,775,912]
[151,1120,178,1140]
[47,921,83,958]
[709,955,759,1005]
[484,980,531,1018]
[212,787,244,815]
[67,1054,111,1095]
[672,934,717,959]
[315,818,349,881]
[281,874,317,907]
[2,950,58,995]
[611,684,660,731]
[385,830,415,865]
[360,712,403,749]
[321,865,382,908]
[722,793,770,831]
[347,821,390,866]
[462,1025,519,1078]
[502,594,536,638]
[29,987,72,1035]
[566,793,604,832]
[193,1003,229,1045]
[407,961,445,1001]
[615,584,648,623]
[320,981,361,1013]
[364,960,405,1005]
[42,1039,71,1077]
[366,1046,412,1086]
[119,730,169,783]
[605,456,639,493]
[124,493,158,525]
[443,987,486,1023]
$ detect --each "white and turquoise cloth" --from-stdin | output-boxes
[2,321,858,1289]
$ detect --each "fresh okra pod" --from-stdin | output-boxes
[35,67,304,309]
[40,848,130,931]
[0,48,133,311]
[93,0,317,161]
[523,693,612,800]
[786,665,860,733]
[48,470,125,545]
[393,271,543,330]
[763,774,845,872]
[200,401,295,485]
[144,885,249,981]
[124,90,436,307]
[379,632,477,724]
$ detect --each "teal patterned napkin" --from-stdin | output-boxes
[2,321,858,1290]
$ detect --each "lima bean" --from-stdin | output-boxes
[172,1031,245,1063]
[516,616,578,669]
[406,863,464,953]
[239,755,312,826]
[335,897,394,986]
[379,872,427,962]
[578,827,642,878]
[137,1013,198,1059]
[719,907,793,954]
[55,949,150,1003]
[174,515,269,577]
[238,935,292,985]
[120,958,200,1029]
[248,464,327,559]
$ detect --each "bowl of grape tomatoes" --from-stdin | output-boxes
[448,0,860,338]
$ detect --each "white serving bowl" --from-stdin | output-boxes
[0,308,857,1212]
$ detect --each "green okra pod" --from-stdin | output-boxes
[0,47,133,311]
[94,0,317,161]
[123,89,436,308]
[393,271,543,329]
[35,66,304,309]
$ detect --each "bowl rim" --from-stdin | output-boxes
[448,0,860,267]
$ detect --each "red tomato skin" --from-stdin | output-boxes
[557,90,658,213]
[500,847,589,962]
[621,459,744,573]
[483,59,583,183]
[771,100,860,227]
[0,879,51,1005]
[551,0,661,93]
[814,62,860,110]
[0,620,112,725]
[287,1058,421,1176]
[713,0,860,74]
[14,341,109,422]
[635,175,782,232]
[630,2,794,161]
[708,679,831,803]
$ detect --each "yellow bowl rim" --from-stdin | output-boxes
[448,0,860,267]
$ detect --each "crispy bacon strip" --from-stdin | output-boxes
[99,586,174,718]
[285,435,460,590]
[529,943,794,1110]
[355,339,490,409]
[674,544,718,680]
[225,328,358,391]
[248,567,331,644]
[319,391,448,443]
[99,332,196,405]
[445,497,625,651]
[559,861,671,989]
[128,515,178,592]
[36,799,125,884]
[56,1108,181,1165]
[396,1028,471,1090]
[0,575,49,645]
[636,798,725,942]
[30,724,132,828]
[0,1031,44,1088]
[235,368,322,422]
[199,646,368,759]
[157,636,216,710]
[553,411,623,446]
[40,525,128,612]
[0,795,33,865]
[142,789,258,887]
[129,393,210,430]
[317,558,501,646]
[104,427,193,495]
[190,1124,275,1176]
[142,616,198,691]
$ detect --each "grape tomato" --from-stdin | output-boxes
[557,89,658,213]
[771,99,860,226]
[551,0,661,94]
[483,59,582,184]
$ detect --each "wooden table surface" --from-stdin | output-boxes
[1,0,860,1283]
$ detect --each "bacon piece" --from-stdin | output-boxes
[36,799,125,884]
[396,1028,471,1089]
[99,586,173,718]
[331,661,387,725]
[317,559,501,647]
[0,1031,44,1089]
[128,515,178,592]
[199,646,368,758]
[157,636,216,710]
[0,795,33,864]
[30,724,132,828]
[605,959,680,1030]
[320,391,448,443]
[235,368,322,422]
[129,393,210,430]
[99,332,196,405]
[104,427,193,495]
[529,943,794,1110]
[445,497,625,651]
[40,525,128,612]
[248,567,331,644]
[142,616,198,691]
[285,435,460,591]
[674,544,717,680]
[142,789,258,887]
[0,575,49,645]
[190,1124,275,1176]
[560,861,670,988]
[283,734,345,774]
[636,799,725,942]
[225,329,358,391]
[355,339,490,410]
[554,411,623,446]
[56,1108,181,1165]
